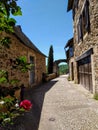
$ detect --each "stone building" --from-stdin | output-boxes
[65,38,74,81]
[0,26,46,88]
[66,0,98,93]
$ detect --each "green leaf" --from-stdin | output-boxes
[19,107,25,112]
[0,37,11,48]
[0,77,7,83]
[4,2,10,17]
[8,18,16,26]
[18,56,27,63]
[12,6,22,16]
[10,79,19,85]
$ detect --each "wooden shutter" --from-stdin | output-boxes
[84,0,90,32]
[77,15,83,43]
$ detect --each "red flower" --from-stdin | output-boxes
[20,100,32,110]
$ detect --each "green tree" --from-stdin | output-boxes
[0,0,22,84]
[0,0,22,47]
[59,64,68,75]
[0,0,22,33]
[48,45,54,74]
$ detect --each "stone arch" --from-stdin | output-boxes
[53,59,67,75]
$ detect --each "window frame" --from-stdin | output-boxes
[77,0,90,44]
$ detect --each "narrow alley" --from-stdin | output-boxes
[38,75,98,130]
[2,75,98,130]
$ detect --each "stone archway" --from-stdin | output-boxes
[53,59,67,76]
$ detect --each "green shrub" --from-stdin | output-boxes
[93,93,98,100]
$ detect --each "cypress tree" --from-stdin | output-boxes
[48,45,54,74]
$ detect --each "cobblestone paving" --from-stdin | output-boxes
[38,75,98,130]
[1,75,98,130]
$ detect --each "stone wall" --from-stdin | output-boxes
[69,57,75,81]
[0,32,46,88]
[45,73,57,81]
[35,52,46,84]
[93,45,98,93]
[73,0,98,93]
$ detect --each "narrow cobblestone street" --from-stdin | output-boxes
[38,75,98,130]
[2,75,98,130]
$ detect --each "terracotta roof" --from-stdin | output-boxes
[67,0,74,11]
[64,38,73,48]
[14,26,46,57]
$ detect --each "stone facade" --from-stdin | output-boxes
[65,38,74,81]
[67,0,98,93]
[53,59,66,76]
[0,26,46,88]
[69,57,75,81]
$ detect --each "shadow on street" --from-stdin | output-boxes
[1,79,58,130]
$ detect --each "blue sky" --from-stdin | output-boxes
[15,0,73,62]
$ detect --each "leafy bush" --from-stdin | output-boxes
[0,97,32,126]
[0,86,20,97]
[93,93,98,100]
[59,64,68,75]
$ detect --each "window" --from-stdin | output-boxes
[66,49,69,60]
[77,15,83,43]
[77,0,90,43]
[69,46,74,57]
[82,9,87,35]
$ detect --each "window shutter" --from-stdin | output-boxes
[84,0,90,33]
[79,15,83,41]
[72,9,75,19]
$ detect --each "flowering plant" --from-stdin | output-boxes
[20,100,32,110]
[0,97,32,126]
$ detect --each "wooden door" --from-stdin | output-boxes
[78,56,92,92]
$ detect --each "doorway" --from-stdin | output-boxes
[29,56,35,85]
[78,56,93,92]
[71,62,74,80]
